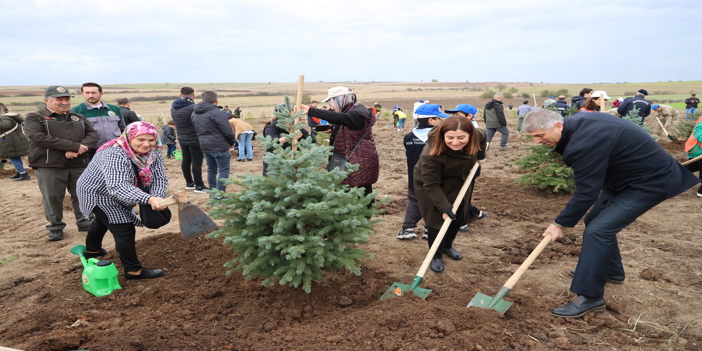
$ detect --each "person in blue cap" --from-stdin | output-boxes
[397,104,448,240]
[444,104,488,232]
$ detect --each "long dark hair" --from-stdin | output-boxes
[580,97,602,111]
[428,116,480,155]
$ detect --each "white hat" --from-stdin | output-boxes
[591,90,610,99]
[322,86,353,102]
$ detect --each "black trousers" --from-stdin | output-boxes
[85,206,141,272]
[426,207,466,258]
[180,139,205,187]
[684,158,702,193]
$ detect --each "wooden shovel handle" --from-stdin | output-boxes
[416,163,480,278]
[503,235,551,290]
[158,191,188,207]
[682,154,702,166]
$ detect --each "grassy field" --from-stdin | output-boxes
[2,81,700,123]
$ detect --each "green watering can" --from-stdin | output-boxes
[71,245,121,297]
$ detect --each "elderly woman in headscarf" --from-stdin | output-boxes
[77,121,168,280]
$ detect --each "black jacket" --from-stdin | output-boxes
[571,95,586,109]
[191,102,236,153]
[484,100,506,128]
[119,106,141,130]
[171,97,198,141]
[552,112,699,227]
[617,96,651,123]
[685,97,700,109]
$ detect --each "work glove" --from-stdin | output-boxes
[442,208,457,220]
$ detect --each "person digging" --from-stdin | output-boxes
[523,109,699,318]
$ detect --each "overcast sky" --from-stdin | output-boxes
[2,0,699,86]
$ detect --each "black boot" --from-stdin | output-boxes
[9,172,21,179]
[15,173,30,181]
[430,257,444,273]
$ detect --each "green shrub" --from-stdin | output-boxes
[671,118,696,139]
[480,90,496,99]
[509,144,575,193]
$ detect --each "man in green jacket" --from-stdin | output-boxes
[71,82,122,158]
[25,86,99,241]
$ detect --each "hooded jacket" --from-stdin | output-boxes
[171,97,198,141]
[24,107,99,168]
[191,101,236,153]
[571,95,586,109]
[484,99,506,128]
[0,113,30,158]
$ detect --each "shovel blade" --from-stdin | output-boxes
[380,282,432,300]
[179,202,218,239]
[467,292,513,314]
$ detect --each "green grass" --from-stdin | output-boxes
[0,255,19,265]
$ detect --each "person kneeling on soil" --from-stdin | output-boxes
[523,109,699,318]
[77,122,168,280]
[414,116,486,273]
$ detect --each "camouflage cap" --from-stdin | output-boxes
[44,85,72,98]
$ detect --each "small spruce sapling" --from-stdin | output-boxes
[208,97,377,293]
[622,106,655,137]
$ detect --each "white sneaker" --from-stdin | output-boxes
[697,192,702,198]
[421,233,428,240]
[396,228,417,240]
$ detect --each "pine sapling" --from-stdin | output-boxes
[208,97,377,293]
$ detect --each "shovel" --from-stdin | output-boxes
[467,234,551,314]
[682,154,702,166]
[655,117,676,141]
[380,163,479,300]
[159,191,218,239]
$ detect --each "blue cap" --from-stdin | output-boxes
[414,104,449,119]
[652,104,659,109]
[549,96,555,98]
[444,104,478,116]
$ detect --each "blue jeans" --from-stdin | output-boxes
[9,157,26,173]
[166,144,177,157]
[203,151,231,191]
[397,119,406,129]
[238,133,254,160]
[686,107,697,120]
[517,116,525,132]
[487,126,510,147]
[570,194,659,298]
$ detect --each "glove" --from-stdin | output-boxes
[442,208,457,220]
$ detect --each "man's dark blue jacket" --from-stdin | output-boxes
[617,95,652,123]
[553,112,699,227]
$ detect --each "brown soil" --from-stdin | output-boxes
[1,103,701,351]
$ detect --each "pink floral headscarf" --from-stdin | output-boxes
[97,121,162,187]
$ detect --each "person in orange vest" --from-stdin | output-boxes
[684,115,702,197]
